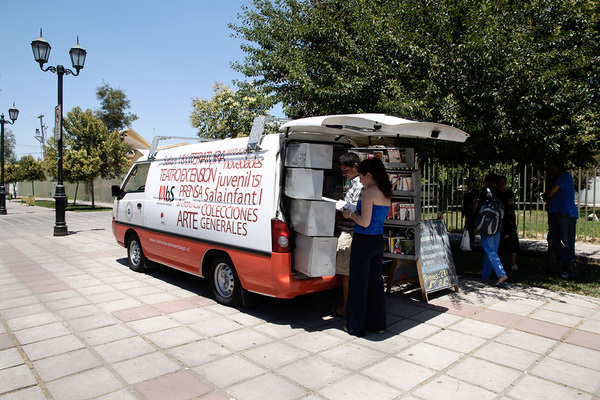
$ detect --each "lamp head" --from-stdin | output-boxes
[31,29,52,67]
[8,103,19,123]
[69,36,87,72]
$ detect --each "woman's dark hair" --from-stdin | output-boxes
[357,158,393,198]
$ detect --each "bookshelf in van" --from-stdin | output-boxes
[354,147,422,290]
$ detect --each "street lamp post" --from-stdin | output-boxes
[0,103,19,215]
[31,29,86,236]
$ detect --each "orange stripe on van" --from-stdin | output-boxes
[112,221,339,299]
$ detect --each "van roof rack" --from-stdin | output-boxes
[148,136,215,160]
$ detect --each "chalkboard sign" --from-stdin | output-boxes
[417,219,459,301]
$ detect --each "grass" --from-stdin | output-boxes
[451,246,600,298]
[13,198,111,212]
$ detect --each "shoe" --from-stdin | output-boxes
[330,306,345,318]
[561,271,572,280]
[511,265,518,271]
[568,260,579,279]
[494,281,508,288]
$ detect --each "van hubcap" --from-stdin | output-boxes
[214,263,234,298]
[130,241,141,266]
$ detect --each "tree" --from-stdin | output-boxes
[190,81,276,139]
[230,0,600,168]
[4,162,21,198]
[95,81,138,132]
[44,107,130,206]
[2,129,17,163]
[18,155,45,196]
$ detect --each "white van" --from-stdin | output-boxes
[111,114,468,306]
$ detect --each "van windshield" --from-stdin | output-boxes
[123,163,150,193]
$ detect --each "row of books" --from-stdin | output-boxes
[389,173,413,191]
[359,149,405,163]
[388,203,416,221]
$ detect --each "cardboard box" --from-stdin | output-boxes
[288,198,336,236]
[285,143,333,169]
[284,168,323,200]
[293,233,337,277]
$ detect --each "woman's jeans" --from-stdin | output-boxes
[481,232,506,280]
[547,213,577,268]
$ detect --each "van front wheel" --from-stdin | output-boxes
[209,257,242,307]
[127,235,147,272]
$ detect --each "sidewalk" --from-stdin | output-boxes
[1,201,599,400]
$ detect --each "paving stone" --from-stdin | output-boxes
[126,315,179,334]
[146,326,204,348]
[133,370,212,400]
[319,342,386,371]
[388,319,441,339]
[515,317,571,340]
[69,313,120,332]
[493,329,556,354]
[577,318,600,334]
[530,309,583,327]
[409,309,463,328]
[1,304,49,320]
[507,374,593,400]
[564,329,600,351]
[228,372,309,400]
[470,308,522,328]
[94,389,140,400]
[80,323,136,346]
[97,298,145,313]
[363,357,436,391]
[0,333,14,350]
[0,386,47,400]
[211,329,273,352]
[45,367,124,400]
[244,341,309,369]
[449,318,507,338]
[0,348,24,369]
[167,340,231,367]
[530,356,600,393]
[446,357,521,392]
[396,342,463,371]
[33,348,102,381]
[22,335,85,361]
[473,341,540,370]
[0,364,37,394]
[277,356,349,390]
[168,307,218,325]
[152,299,197,314]
[318,373,401,400]
[487,299,537,316]
[94,336,156,363]
[282,330,344,353]
[113,352,180,385]
[12,322,70,345]
[548,342,600,370]
[425,329,486,353]
[413,373,497,400]
[194,354,266,388]
[189,315,244,337]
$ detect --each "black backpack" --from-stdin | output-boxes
[474,188,505,236]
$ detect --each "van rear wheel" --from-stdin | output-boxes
[209,257,242,307]
[127,235,147,272]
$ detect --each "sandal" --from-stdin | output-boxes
[330,306,345,317]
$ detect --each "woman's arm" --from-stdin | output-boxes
[342,188,374,227]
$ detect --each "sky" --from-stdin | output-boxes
[0,0,270,159]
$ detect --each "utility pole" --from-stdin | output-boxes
[35,115,47,159]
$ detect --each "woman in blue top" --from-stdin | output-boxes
[342,158,392,336]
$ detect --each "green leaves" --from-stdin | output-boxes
[231,0,600,168]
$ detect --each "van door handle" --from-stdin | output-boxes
[137,203,142,210]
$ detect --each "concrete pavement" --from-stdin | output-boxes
[1,200,599,400]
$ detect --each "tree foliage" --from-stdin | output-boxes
[190,81,277,139]
[95,81,138,132]
[1,129,17,163]
[18,155,45,196]
[230,0,600,168]
[43,107,130,206]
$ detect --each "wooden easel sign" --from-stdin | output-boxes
[416,219,459,302]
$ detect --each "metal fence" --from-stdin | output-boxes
[419,162,600,243]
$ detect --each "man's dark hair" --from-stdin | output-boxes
[338,152,360,167]
[552,157,565,171]
[465,177,475,185]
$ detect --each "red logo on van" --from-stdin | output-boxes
[158,185,175,202]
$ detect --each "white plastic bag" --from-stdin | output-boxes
[460,230,471,251]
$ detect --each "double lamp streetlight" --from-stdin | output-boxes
[0,103,19,215]
[30,30,87,236]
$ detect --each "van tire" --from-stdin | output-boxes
[209,257,242,307]
[127,235,147,272]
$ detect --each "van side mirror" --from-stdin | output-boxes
[111,185,125,199]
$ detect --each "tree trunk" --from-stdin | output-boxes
[31,181,35,196]
[90,181,95,208]
[73,182,79,205]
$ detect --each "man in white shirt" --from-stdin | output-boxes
[331,152,363,317]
